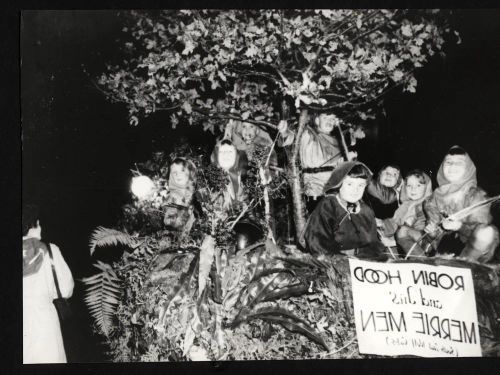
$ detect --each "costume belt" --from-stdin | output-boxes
[302,166,336,174]
[305,195,322,201]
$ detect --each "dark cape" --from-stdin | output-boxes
[304,161,386,259]
[364,189,399,219]
[364,165,402,219]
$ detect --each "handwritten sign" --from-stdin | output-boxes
[349,259,481,357]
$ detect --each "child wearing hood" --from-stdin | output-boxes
[277,112,345,214]
[303,161,387,260]
[224,120,278,167]
[211,139,265,251]
[424,146,499,263]
[163,157,197,236]
[365,164,402,219]
[377,170,433,256]
[210,139,249,216]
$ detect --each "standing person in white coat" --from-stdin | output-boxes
[23,204,74,364]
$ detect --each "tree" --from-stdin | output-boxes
[97,9,456,239]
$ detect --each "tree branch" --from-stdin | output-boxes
[192,106,278,130]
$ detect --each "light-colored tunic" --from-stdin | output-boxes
[23,241,74,364]
[280,127,344,197]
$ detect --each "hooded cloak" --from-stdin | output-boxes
[210,140,249,214]
[323,161,372,194]
[424,147,493,243]
[304,161,385,259]
[393,171,433,227]
[433,149,477,207]
[381,172,433,236]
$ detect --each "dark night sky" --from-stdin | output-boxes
[20,9,500,361]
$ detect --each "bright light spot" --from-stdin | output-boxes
[131,176,154,199]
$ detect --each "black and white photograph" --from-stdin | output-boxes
[20,9,500,364]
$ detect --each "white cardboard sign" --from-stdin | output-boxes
[349,258,481,357]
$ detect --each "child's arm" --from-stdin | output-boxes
[423,195,442,235]
[380,217,398,237]
[459,187,492,237]
[409,203,427,231]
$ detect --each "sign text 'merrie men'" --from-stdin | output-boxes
[349,259,481,357]
[360,311,477,344]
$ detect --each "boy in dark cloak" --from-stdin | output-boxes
[304,161,387,260]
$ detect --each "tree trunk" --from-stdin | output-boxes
[288,109,309,245]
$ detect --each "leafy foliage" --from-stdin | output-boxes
[98,9,456,134]
[97,9,456,243]
[89,226,138,255]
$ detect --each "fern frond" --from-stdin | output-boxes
[89,226,137,255]
[82,263,122,336]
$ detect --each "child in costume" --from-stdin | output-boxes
[377,169,433,256]
[211,139,264,251]
[303,161,386,260]
[223,120,274,192]
[210,139,249,217]
[365,164,402,219]
[224,120,278,167]
[163,157,197,237]
[424,146,499,263]
[277,112,345,214]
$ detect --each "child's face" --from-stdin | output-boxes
[442,154,467,182]
[170,163,190,187]
[240,122,257,144]
[218,144,237,170]
[379,167,400,188]
[405,175,426,201]
[316,114,339,134]
[339,176,367,203]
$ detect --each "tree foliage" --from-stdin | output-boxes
[98,9,455,134]
[97,9,457,239]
